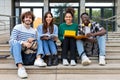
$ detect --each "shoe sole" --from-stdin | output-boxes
[34,64,47,67]
[99,63,106,66]
[82,61,91,66]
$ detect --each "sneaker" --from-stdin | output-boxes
[99,56,106,66]
[81,56,91,66]
[63,59,69,66]
[18,67,28,79]
[34,58,47,67]
[70,60,76,66]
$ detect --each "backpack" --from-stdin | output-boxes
[21,40,37,65]
[83,39,99,57]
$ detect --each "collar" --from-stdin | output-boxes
[81,23,91,27]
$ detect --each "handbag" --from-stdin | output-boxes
[22,40,37,65]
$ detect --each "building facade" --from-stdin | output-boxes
[0,0,120,32]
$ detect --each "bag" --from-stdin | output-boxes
[22,40,37,65]
[83,39,99,57]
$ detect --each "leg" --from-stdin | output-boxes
[10,41,27,78]
[48,39,57,55]
[36,39,44,57]
[10,41,23,65]
[76,40,91,66]
[48,39,58,66]
[97,36,106,56]
[34,39,47,67]
[69,38,76,66]
[97,36,106,66]
[43,40,52,66]
[76,40,86,57]
[62,37,69,66]
[42,40,50,55]
[62,38,69,59]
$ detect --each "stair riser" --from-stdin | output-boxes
[0,69,120,74]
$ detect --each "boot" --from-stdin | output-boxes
[46,55,52,66]
[52,55,58,66]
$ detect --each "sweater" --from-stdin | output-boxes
[9,24,36,44]
[58,23,78,41]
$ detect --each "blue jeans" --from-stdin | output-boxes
[76,35,106,57]
[10,41,23,64]
[10,40,43,64]
[37,39,44,56]
[42,39,57,55]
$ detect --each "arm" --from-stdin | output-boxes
[52,25,58,41]
[87,22,106,37]
[58,24,64,42]
[9,25,23,44]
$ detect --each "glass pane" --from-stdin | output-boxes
[85,3,113,7]
[51,8,61,26]
[50,3,79,7]
[85,8,90,14]
[21,8,30,14]
[103,8,113,31]
[20,2,43,7]
[91,8,101,23]
[33,8,43,29]
[74,8,78,24]
[15,8,20,24]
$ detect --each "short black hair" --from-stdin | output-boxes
[81,12,89,18]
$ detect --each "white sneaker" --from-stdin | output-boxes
[70,60,76,66]
[99,56,106,66]
[18,67,28,79]
[81,55,91,66]
[34,58,47,67]
[63,59,69,66]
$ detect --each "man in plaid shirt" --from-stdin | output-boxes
[76,12,106,66]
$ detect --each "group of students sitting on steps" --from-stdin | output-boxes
[9,7,106,79]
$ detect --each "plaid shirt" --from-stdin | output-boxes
[77,22,103,38]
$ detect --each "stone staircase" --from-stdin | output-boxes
[0,32,120,80]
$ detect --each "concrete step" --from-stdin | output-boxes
[0,73,120,80]
[0,63,120,74]
[0,53,120,64]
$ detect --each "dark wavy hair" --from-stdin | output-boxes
[65,7,75,17]
[43,11,54,34]
[21,11,35,23]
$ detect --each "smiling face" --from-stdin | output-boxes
[45,13,53,25]
[23,15,33,25]
[81,14,90,26]
[64,13,73,25]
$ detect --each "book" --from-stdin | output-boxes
[40,34,57,38]
[64,30,76,37]
[75,35,88,40]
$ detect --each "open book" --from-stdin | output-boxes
[40,34,57,38]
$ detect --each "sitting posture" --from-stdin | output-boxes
[9,11,46,79]
[58,7,78,66]
[76,12,106,66]
[37,11,58,66]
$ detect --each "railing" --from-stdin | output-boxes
[0,14,19,44]
[0,14,19,34]
[102,14,120,40]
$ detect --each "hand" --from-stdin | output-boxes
[27,38,35,43]
[22,41,32,48]
[41,36,50,40]
[86,33,94,37]
[52,36,58,41]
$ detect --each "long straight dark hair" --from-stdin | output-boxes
[43,11,54,34]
